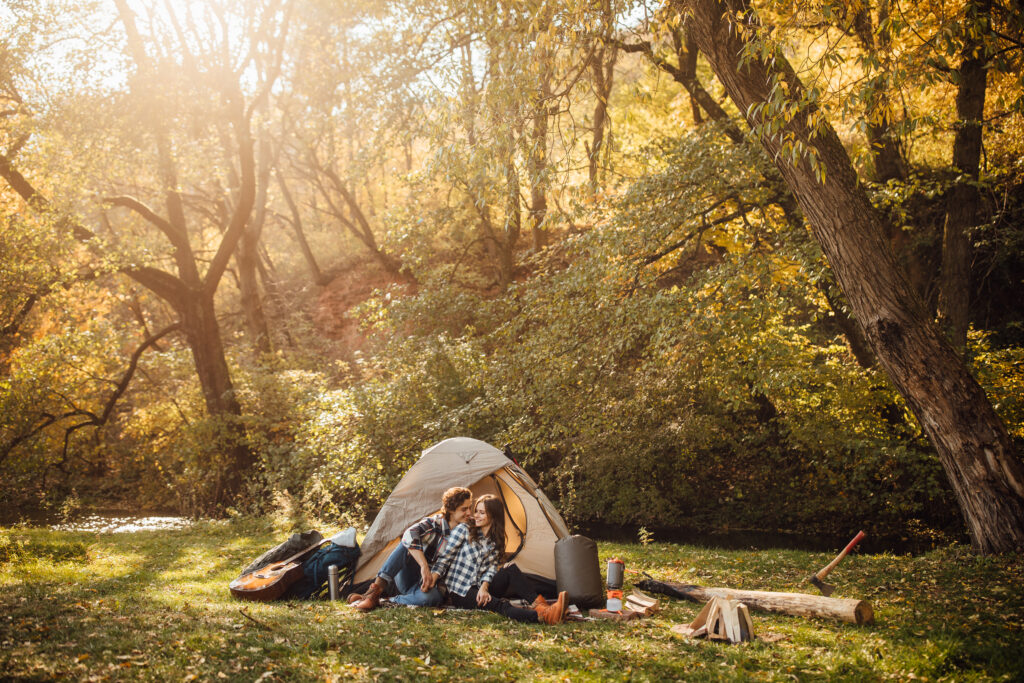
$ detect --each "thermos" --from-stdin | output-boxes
[607,557,624,590]
[328,564,339,600]
[606,557,625,611]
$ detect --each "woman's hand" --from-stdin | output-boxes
[476,586,491,606]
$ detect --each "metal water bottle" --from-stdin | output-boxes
[327,564,339,601]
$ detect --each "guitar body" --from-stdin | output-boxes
[229,560,306,602]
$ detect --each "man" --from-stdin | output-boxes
[351,486,473,611]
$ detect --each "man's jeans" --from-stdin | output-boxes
[378,543,442,606]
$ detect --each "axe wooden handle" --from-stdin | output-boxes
[814,530,865,581]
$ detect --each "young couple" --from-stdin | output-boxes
[350,486,568,624]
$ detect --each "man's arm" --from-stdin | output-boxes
[401,517,434,553]
[408,547,435,591]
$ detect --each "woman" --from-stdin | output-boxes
[430,495,567,624]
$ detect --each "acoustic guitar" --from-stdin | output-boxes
[229,539,327,602]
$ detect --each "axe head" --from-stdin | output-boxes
[809,575,835,597]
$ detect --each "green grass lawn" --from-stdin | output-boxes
[2,517,1022,682]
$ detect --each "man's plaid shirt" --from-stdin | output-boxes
[430,523,499,597]
[401,513,452,563]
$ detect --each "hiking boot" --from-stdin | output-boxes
[352,582,383,612]
[346,591,365,605]
[537,591,567,625]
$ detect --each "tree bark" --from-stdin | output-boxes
[939,1,990,352]
[681,0,1024,552]
[176,294,255,507]
[852,0,907,183]
[237,136,273,355]
[589,1,618,185]
[529,75,551,251]
[500,159,522,289]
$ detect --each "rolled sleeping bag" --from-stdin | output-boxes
[554,535,604,608]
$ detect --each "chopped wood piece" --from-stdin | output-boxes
[674,597,755,644]
[625,589,660,615]
[737,603,755,640]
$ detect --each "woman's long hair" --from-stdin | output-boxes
[470,494,506,552]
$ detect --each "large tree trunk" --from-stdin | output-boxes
[589,0,618,185]
[237,138,273,355]
[500,159,522,289]
[682,0,1024,552]
[529,75,551,251]
[178,294,255,511]
[852,0,907,183]
[939,2,990,351]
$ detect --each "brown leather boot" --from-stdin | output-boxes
[346,592,364,605]
[537,591,567,625]
[352,581,384,612]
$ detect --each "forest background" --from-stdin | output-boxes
[2,0,1022,551]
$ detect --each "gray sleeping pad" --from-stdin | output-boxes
[554,535,604,609]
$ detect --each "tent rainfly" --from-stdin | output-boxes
[354,437,571,583]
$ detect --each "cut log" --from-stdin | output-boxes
[722,599,741,642]
[636,579,873,625]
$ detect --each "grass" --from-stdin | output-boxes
[1,518,1022,682]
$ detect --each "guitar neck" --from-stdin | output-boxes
[274,538,329,567]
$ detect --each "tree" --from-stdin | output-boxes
[679,0,1024,552]
[0,0,297,512]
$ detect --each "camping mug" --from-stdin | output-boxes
[607,557,624,590]
[328,564,339,600]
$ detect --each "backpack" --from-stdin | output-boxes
[285,540,361,600]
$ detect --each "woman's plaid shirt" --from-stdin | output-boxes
[431,523,499,597]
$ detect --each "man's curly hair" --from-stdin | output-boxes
[441,487,473,517]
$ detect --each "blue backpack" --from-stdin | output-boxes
[286,541,361,600]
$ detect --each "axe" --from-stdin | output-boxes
[808,530,866,596]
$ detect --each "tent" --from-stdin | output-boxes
[354,437,571,583]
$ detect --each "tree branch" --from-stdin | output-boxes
[0,151,187,304]
[104,195,182,244]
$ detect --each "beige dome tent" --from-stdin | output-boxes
[354,437,571,583]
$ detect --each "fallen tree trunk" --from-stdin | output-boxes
[636,579,873,625]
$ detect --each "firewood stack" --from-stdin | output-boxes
[672,597,755,643]
[624,590,659,616]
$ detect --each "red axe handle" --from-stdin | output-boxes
[814,530,866,581]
